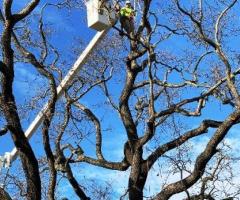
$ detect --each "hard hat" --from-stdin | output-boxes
[125,0,131,4]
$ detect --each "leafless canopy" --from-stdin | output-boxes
[1,0,240,200]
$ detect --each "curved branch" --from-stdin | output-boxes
[175,0,217,49]
[65,161,90,200]
[1,2,41,199]
[215,0,237,45]
[153,110,240,200]
[12,0,40,23]
[10,16,58,200]
[146,119,222,169]
[54,103,90,200]
[74,155,129,171]
[155,67,240,119]
[119,69,139,142]
[73,102,104,160]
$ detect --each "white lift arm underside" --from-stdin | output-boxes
[0,29,109,169]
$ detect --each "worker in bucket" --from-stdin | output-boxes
[119,0,135,35]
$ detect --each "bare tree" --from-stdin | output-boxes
[1,0,240,200]
[1,1,42,199]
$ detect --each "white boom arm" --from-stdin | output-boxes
[0,29,109,169]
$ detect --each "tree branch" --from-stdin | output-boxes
[73,102,104,160]
[146,119,222,169]
[0,126,8,136]
[153,110,240,200]
[12,0,40,23]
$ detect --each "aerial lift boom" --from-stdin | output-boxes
[0,0,117,169]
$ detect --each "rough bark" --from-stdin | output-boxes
[0,1,41,199]
[0,188,12,200]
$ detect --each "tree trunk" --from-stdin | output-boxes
[128,148,148,200]
[1,17,41,200]
[128,169,148,200]
[0,188,12,200]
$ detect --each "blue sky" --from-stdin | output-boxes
[1,0,240,199]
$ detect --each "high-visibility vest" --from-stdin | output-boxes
[120,7,134,18]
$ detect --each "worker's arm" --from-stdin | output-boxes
[132,9,136,16]
[129,9,136,20]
